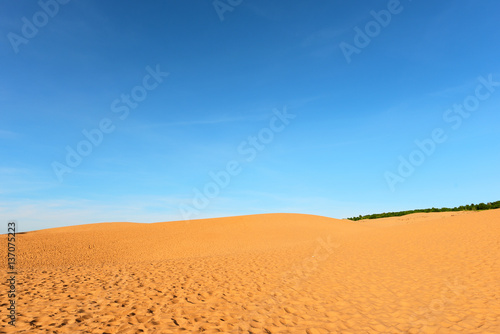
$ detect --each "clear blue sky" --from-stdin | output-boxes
[1,0,500,231]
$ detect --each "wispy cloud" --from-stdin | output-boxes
[428,80,477,98]
[0,167,55,195]
[301,28,346,48]
[0,129,19,139]
[0,87,12,102]
[123,113,271,132]
[149,115,263,127]
[243,2,283,22]
[0,195,192,232]
[298,27,348,59]
[428,72,500,98]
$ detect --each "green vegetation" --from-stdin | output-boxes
[347,201,500,221]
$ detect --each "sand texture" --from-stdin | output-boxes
[1,210,499,333]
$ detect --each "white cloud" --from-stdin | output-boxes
[0,129,19,139]
[0,196,191,232]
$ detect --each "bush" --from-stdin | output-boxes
[347,200,500,221]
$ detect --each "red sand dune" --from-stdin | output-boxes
[1,210,499,333]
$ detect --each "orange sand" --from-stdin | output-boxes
[1,210,499,333]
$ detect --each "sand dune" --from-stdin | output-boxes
[1,210,499,333]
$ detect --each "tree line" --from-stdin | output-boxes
[347,200,500,221]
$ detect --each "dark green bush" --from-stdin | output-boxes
[347,200,500,221]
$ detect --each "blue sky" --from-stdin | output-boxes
[1,0,500,231]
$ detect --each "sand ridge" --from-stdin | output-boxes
[1,211,499,333]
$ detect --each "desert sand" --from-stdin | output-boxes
[1,210,499,333]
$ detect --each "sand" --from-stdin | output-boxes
[1,210,499,333]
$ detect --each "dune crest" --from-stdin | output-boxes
[1,211,499,333]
